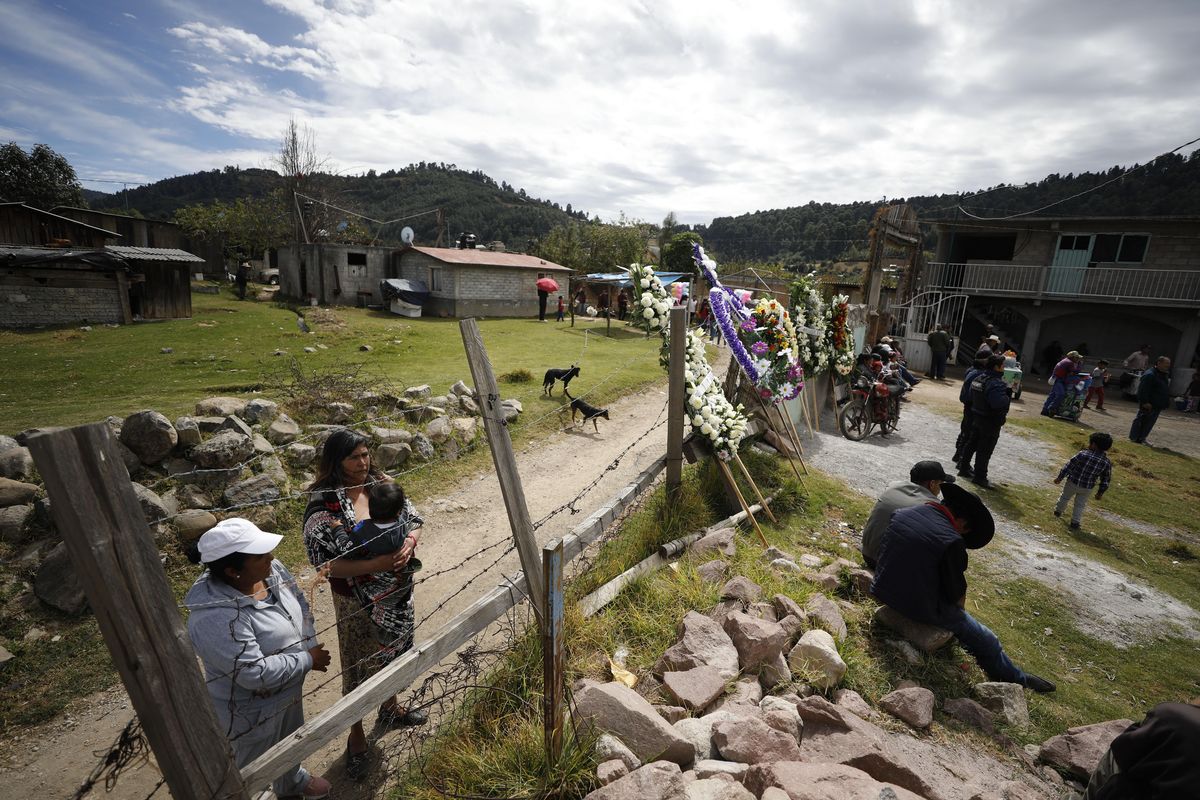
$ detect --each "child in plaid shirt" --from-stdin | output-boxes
[1053,432,1113,529]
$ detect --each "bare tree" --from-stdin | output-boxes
[273,119,328,243]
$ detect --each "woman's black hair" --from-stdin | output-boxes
[185,541,250,586]
[308,427,374,492]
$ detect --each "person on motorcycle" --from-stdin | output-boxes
[957,354,1011,490]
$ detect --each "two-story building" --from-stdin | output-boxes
[915,215,1200,391]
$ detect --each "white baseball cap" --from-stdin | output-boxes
[198,518,283,563]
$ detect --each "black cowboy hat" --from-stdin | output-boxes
[940,483,995,549]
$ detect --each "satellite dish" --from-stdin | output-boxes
[400,226,415,245]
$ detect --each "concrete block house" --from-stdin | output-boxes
[278,243,572,317]
[912,215,1200,391]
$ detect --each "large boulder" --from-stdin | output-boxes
[284,442,317,467]
[573,681,694,765]
[672,717,718,763]
[804,595,847,643]
[191,430,254,469]
[131,482,169,523]
[174,416,202,447]
[34,542,88,615]
[744,762,925,800]
[722,612,787,671]
[880,687,935,729]
[684,777,754,800]
[266,414,302,445]
[195,396,247,417]
[242,398,279,424]
[655,611,740,680]
[119,411,178,465]
[720,576,763,605]
[375,442,412,470]
[175,485,213,510]
[582,761,685,800]
[787,630,846,690]
[663,665,728,711]
[973,682,1029,728]
[1038,719,1133,779]
[371,426,413,445]
[873,606,953,653]
[251,433,275,456]
[759,696,804,744]
[712,716,803,764]
[223,474,282,508]
[0,503,32,544]
[425,416,452,444]
[174,509,217,541]
[451,417,478,441]
[0,445,35,479]
[410,433,436,462]
[690,528,737,558]
[596,733,642,771]
[0,477,38,507]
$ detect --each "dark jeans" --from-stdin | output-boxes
[538,291,548,321]
[953,404,974,464]
[896,364,920,385]
[1129,407,1161,443]
[960,418,1002,481]
[931,351,948,379]
[943,610,1028,684]
[1042,379,1067,415]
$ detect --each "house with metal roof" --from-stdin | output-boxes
[277,242,573,317]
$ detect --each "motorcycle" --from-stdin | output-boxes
[839,373,901,440]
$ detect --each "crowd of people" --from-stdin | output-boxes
[185,429,427,794]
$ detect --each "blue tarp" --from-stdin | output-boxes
[583,272,689,288]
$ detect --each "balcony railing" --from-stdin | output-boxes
[922,262,1200,304]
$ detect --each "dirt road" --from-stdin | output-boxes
[1,379,677,799]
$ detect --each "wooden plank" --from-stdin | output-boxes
[560,454,665,563]
[459,317,546,620]
[665,306,686,500]
[241,575,529,791]
[542,539,564,763]
[578,552,667,617]
[27,425,248,800]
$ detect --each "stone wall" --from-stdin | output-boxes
[0,284,124,328]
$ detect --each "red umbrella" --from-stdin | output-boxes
[536,277,559,292]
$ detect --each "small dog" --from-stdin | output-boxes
[564,389,609,432]
[542,364,580,396]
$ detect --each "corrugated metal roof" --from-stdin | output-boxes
[105,245,204,263]
[405,245,572,272]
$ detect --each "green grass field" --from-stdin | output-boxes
[0,286,666,434]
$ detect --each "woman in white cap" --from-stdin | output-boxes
[185,518,332,799]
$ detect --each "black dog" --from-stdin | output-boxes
[564,389,609,432]
[543,364,580,396]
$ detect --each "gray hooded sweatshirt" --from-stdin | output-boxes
[185,560,316,740]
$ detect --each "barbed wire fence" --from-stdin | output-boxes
[40,327,681,800]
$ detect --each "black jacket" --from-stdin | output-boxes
[969,370,1010,423]
[871,503,968,628]
[1136,367,1171,411]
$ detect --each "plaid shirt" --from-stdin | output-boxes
[1058,449,1112,492]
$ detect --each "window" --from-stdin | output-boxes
[428,267,443,292]
[1058,235,1091,251]
[347,252,367,266]
[1087,233,1149,264]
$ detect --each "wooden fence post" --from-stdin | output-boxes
[27,424,249,800]
[665,306,687,502]
[460,318,546,622]
[542,538,564,764]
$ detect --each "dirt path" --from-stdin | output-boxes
[801,378,1200,648]
[1,372,683,798]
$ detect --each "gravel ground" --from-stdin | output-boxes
[801,386,1200,648]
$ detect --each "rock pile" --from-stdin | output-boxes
[0,379,492,631]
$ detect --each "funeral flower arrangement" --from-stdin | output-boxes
[789,274,829,375]
[827,293,856,376]
[696,244,803,402]
[626,262,671,332]
[678,327,748,459]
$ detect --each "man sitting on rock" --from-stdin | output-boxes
[860,460,954,570]
[871,484,1056,693]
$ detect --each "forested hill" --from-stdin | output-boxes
[693,149,1200,264]
[86,163,588,250]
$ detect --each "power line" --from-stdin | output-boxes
[956,133,1200,221]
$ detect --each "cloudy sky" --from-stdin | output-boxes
[1,0,1197,224]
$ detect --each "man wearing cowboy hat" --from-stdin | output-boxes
[871,484,1056,693]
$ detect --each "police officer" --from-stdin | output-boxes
[957,354,1011,490]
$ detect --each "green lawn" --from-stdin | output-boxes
[0,286,666,434]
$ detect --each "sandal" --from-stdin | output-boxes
[345,747,370,781]
[379,707,428,729]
